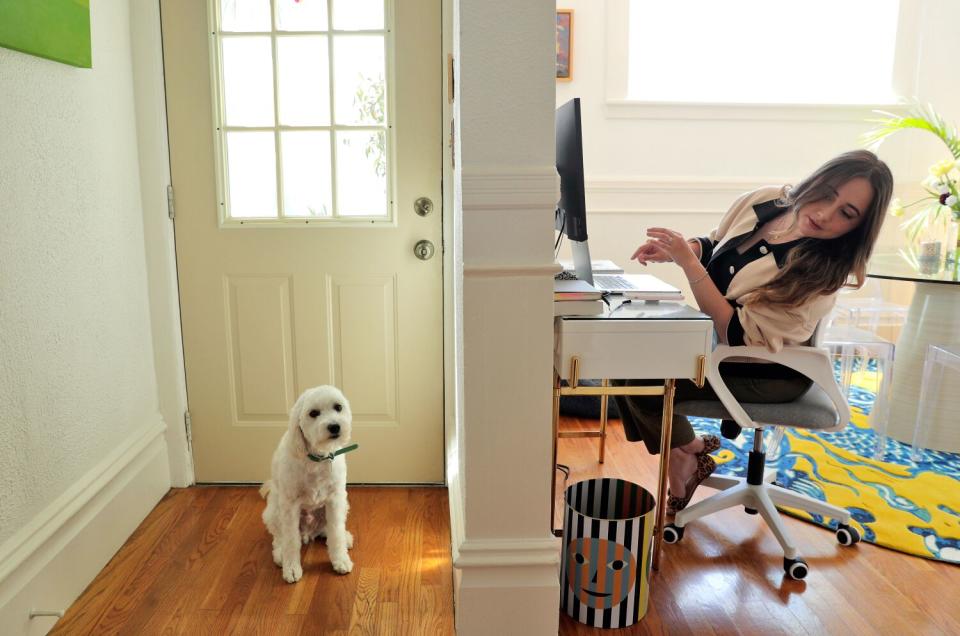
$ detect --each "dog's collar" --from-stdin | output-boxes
[297,423,357,462]
[306,443,359,463]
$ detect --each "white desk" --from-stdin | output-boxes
[553,300,713,570]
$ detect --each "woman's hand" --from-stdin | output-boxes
[630,240,673,266]
[632,228,699,268]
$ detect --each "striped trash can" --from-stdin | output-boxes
[560,478,656,628]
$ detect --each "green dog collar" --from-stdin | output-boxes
[307,443,359,463]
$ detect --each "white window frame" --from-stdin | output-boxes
[604,0,919,122]
[207,0,397,228]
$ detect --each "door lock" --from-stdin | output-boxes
[414,197,434,216]
[414,240,435,260]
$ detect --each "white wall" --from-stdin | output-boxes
[0,0,170,630]
[556,0,960,298]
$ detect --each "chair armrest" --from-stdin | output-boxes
[705,345,850,432]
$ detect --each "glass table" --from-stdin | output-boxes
[867,251,960,453]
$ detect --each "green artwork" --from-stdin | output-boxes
[0,0,91,68]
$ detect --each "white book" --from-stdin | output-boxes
[554,299,605,316]
[554,278,603,300]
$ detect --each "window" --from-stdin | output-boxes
[627,0,901,105]
[212,0,391,223]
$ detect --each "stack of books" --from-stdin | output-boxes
[554,279,605,316]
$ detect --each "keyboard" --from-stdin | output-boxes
[593,275,633,291]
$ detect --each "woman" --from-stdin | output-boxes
[616,149,893,514]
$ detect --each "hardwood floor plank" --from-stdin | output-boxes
[346,567,380,635]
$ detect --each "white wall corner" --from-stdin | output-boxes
[0,421,170,635]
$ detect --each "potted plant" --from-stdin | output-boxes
[862,102,960,260]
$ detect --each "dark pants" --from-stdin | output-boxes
[611,374,812,455]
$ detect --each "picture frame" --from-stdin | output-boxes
[0,0,92,68]
[556,9,573,81]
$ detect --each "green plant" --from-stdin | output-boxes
[353,73,386,178]
[862,102,960,243]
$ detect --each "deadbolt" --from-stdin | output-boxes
[414,240,435,260]
[414,197,434,216]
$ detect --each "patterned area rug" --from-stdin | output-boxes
[690,369,960,564]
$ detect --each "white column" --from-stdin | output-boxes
[449,1,561,634]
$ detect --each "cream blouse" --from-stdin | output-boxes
[693,185,838,353]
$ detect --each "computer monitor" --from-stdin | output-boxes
[555,97,593,284]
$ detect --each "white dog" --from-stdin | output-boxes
[261,385,355,582]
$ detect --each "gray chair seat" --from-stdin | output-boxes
[674,384,839,430]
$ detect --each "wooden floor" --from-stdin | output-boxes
[52,487,454,636]
[556,417,960,635]
[54,418,960,635]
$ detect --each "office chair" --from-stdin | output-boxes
[664,326,862,580]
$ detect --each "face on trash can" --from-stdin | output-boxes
[566,537,638,609]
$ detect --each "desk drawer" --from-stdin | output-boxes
[555,319,712,381]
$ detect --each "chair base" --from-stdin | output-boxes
[674,474,852,560]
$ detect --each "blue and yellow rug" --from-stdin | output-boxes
[690,370,960,564]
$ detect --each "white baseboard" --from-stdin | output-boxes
[448,470,561,636]
[0,421,171,635]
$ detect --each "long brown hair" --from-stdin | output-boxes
[743,150,893,308]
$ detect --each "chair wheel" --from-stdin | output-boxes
[662,524,684,544]
[784,557,808,580]
[744,507,758,515]
[720,419,742,439]
[836,523,861,546]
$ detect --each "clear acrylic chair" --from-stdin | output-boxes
[821,325,895,459]
[832,279,908,332]
[912,344,960,461]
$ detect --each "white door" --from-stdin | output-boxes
[161,0,443,483]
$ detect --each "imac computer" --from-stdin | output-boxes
[555,98,684,300]
[555,97,594,285]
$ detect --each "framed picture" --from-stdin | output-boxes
[0,0,91,68]
[556,10,573,81]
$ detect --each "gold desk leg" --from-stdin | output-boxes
[599,379,609,464]
[652,378,676,571]
[551,371,562,537]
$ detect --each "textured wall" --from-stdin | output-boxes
[0,0,161,547]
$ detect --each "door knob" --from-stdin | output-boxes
[414,240,435,260]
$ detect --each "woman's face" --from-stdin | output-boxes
[797,177,874,240]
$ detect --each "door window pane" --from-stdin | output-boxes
[226,132,278,218]
[220,0,271,32]
[336,131,387,216]
[277,0,329,31]
[282,131,333,217]
[332,0,384,31]
[277,36,330,126]
[333,36,385,125]
[222,37,275,126]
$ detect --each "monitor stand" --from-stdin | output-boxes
[570,239,594,285]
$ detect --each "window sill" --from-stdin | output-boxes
[604,99,907,123]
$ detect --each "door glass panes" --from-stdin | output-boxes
[336,131,387,216]
[277,0,328,31]
[226,132,278,218]
[333,36,386,126]
[277,36,330,125]
[222,37,275,126]
[332,0,384,31]
[282,131,333,217]
[214,0,391,221]
[220,0,271,32]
